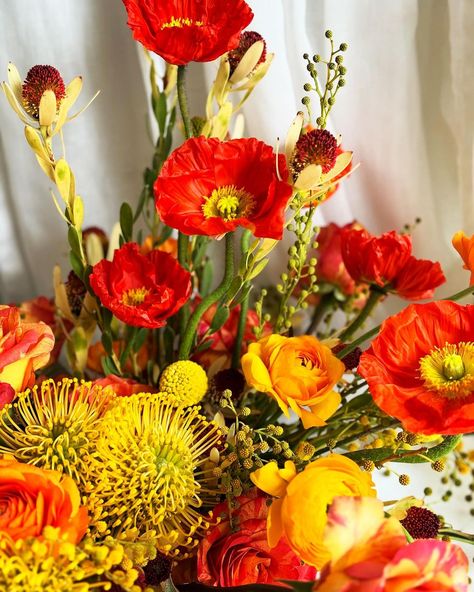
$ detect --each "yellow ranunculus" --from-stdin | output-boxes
[241,334,344,428]
[250,454,376,568]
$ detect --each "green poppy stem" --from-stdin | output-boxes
[178,232,235,360]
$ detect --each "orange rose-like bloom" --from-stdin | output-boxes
[122,0,253,66]
[0,455,88,543]
[197,490,316,587]
[0,305,55,392]
[242,334,344,428]
[89,243,191,329]
[250,455,376,569]
[155,137,292,240]
[452,231,474,286]
[358,301,474,435]
[341,228,445,299]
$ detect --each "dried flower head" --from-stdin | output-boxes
[22,65,65,118]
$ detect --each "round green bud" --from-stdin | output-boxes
[308,266,316,275]
[287,223,295,232]
[338,78,346,87]
[309,257,317,266]
[328,62,336,70]
[303,52,309,59]
[289,246,297,256]
[301,301,308,309]
[263,313,271,322]
[335,55,343,64]
[339,43,348,51]
[302,96,311,105]
[325,30,333,38]
[281,272,288,282]
[338,66,347,75]
[261,289,267,296]
[327,83,334,91]
[316,117,324,126]
[303,83,312,92]
[328,97,335,105]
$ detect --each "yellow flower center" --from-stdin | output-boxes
[419,342,474,398]
[121,287,150,307]
[202,185,255,222]
[161,16,204,29]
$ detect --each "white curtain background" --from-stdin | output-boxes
[0,0,473,548]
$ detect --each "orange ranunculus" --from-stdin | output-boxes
[92,374,156,397]
[0,455,88,543]
[452,231,474,286]
[316,496,469,592]
[250,455,376,569]
[140,236,178,257]
[241,334,344,428]
[340,228,446,300]
[358,301,474,435]
[0,305,55,392]
[197,489,316,587]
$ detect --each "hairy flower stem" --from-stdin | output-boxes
[178,232,235,360]
[338,287,385,342]
[337,284,474,360]
[232,230,252,369]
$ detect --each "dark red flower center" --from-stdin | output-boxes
[228,31,267,75]
[400,506,440,539]
[291,129,338,178]
[22,65,66,119]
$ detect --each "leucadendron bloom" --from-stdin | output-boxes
[250,455,376,569]
[241,334,344,428]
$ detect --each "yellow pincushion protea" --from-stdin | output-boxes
[0,528,140,592]
[159,360,209,406]
[0,379,113,485]
[84,393,222,556]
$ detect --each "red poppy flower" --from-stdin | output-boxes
[89,243,191,328]
[358,301,474,435]
[340,228,445,299]
[197,489,316,587]
[155,137,292,239]
[122,0,254,66]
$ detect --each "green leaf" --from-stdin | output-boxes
[101,307,113,330]
[234,283,252,306]
[154,92,168,135]
[225,275,244,303]
[133,188,147,223]
[120,202,134,242]
[101,355,120,376]
[133,328,148,353]
[68,226,82,256]
[101,331,114,356]
[194,339,213,353]
[69,251,84,279]
[247,258,269,281]
[209,305,230,333]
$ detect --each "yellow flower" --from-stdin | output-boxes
[159,360,208,406]
[241,334,344,428]
[250,454,376,568]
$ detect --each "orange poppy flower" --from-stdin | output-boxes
[122,0,253,66]
[452,231,474,286]
[358,301,474,435]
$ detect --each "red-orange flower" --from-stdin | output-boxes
[340,228,445,299]
[0,305,55,392]
[87,339,150,374]
[155,137,292,239]
[89,243,191,328]
[92,374,156,397]
[122,0,253,66]
[358,301,474,435]
[197,490,316,587]
[0,455,88,543]
[452,231,474,286]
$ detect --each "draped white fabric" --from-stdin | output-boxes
[0,0,473,560]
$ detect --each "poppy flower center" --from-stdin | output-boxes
[161,16,204,29]
[419,342,474,398]
[202,185,254,222]
[122,287,150,307]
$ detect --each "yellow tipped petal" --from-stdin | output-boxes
[54,76,83,132]
[39,89,57,126]
[285,111,304,163]
[250,460,296,497]
[7,62,23,104]
[230,40,265,85]
[1,82,30,124]
[320,151,353,183]
[213,58,231,107]
[267,497,285,548]
[294,163,323,190]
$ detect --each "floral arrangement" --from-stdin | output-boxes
[1,1,474,590]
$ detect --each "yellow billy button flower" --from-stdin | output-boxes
[250,455,376,569]
[159,360,209,406]
[241,334,344,428]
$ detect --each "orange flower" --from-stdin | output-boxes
[452,231,474,286]
[0,305,55,392]
[140,236,178,258]
[87,339,150,374]
[0,455,88,543]
[242,334,344,428]
[250,455,375,569]
[358,301,474,435]
[92,374,156,397]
